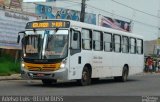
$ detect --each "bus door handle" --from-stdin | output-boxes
[78,56,81,64]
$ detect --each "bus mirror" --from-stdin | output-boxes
[17,35,20,43]
[73,32,78,41]
[17,31,25,43]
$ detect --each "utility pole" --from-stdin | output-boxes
[80,0,86,22]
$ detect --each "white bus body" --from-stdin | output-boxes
[69,20,143,79]
[20,19,144,85]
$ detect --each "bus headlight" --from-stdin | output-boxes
[22,63,25,67]
[21,62,25,69]
[60,59,67,68]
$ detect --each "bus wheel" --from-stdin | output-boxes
[78,67,91,86]
[120,66,128,82]
[42,79,57,85]
[114,66,128,82]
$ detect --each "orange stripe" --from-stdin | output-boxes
[24,62,61,71]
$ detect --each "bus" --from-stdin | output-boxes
[17,19,144,86]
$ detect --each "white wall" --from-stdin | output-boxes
[22,0,160,41]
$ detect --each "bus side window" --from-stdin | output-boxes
[113,34,121,52]
[71,30,81,50]
[104,32,112,52]
[130,37,136,54]
[122,36,129,53]
[82,29,92,50]
[137,39,143,54]
[93,31,102,51]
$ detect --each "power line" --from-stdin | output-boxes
[62,0,160,28]
[111,0,160,19]
[87,4,160,28]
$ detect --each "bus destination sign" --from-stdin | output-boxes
[26,20,70,29]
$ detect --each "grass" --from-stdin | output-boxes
[0,54,20,76]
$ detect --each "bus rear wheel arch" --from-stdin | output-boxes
[114,65,129,82]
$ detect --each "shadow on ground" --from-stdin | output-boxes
[23,78,139,88]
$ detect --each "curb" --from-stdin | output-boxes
[0,74,21,81]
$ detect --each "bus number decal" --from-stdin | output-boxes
[32,22,49,28]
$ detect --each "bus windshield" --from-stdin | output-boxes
[23,29,68,59]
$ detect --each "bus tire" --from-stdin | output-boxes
[42,79,57,85]
[114,66,128,82]
[78,66,91,86]
[120,66,129,82]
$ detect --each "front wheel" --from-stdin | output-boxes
[77,67,91,86]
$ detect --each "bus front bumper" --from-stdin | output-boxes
[21,68,68,81]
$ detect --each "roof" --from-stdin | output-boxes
[28,19,143,39]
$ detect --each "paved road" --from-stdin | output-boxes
[0,73,160,96]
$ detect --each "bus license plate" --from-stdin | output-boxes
[36,73,44,77]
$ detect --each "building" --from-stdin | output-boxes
[0,0,37,58]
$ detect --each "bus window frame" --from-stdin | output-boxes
[113,34,121,53]
[70,28,81,56]
[81,28,92,50]
[130,37,137,54]
[70,28,81,50]
[136,38,143,55]
[122,36,129,53]
[104,32,112,52]
[92,30,103,51]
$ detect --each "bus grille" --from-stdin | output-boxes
[24,63,61,71]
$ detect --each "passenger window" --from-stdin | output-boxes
[82,29,92,50]
[137,39,143,54]
[130,38,136,54]
[104,32,112,52]
[122,36,129,53]
[93,31,103,51]
[114,34,121,52]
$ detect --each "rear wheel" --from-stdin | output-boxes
[78,67,91,86]
[114,66,128,82]
[42,79,57,85]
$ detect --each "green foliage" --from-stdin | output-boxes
[0,54,20,76]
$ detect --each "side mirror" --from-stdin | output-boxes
[17,35,20,43]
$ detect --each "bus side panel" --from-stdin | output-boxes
[128,54,144,75]
[68,50,93,80]
[68,51,144,80]
[92,51,113,78]
[111,53,144,77]
[110,53,124,77]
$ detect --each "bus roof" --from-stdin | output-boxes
[27,19,143,39]
[69,20,143,39]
